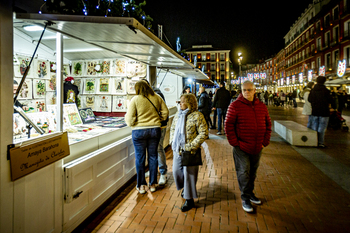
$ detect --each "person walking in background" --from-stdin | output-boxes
[212,81,231,135]
[125,81,169,194]
[308,76,332,148]
[198,86,211,129]
[211,88,218,129]
[170,93,208,212]
[225,80,272,213]
[268,91,273,105]
[280,90,286,107]
[301,82,314,128]
[264,91,269,105]
[292,89,298,108]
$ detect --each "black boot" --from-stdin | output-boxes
[181,198,195,212]
[181,189,184,198]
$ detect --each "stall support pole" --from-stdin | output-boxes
[148,66,157,87]
[56,33,63,131]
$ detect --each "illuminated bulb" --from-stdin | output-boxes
[96,5,99,9]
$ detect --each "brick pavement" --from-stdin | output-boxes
[83,106,350,233]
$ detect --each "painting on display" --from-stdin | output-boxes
[46,74,56,91]
[33,79,46,99]
[95,95,112,112]
[78,108,96,124]
[84,78,96,94]
[73,78,83,93]
[112,95,127,112]
[16,56,33,78]
[126,79,137,94]
[81,95,96,110]
[63,103,83,126]
[126,60,147,78]
[112,77,126,95]
[115,59,126,76]
[98,78,110,93]
[72,61,84,76]
[102,60,111,75]
[87,61,97,76]
[46,91,56,105]
[36,60,49,79]
[15,78,32,100]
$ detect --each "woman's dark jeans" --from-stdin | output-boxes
[132,128,161,188]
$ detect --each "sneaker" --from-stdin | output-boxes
[318,144,327,148]
[242,200,254,213]
[250,195,262,205]
[159,174,167,186]
[145,171,149,178]
[217,131,222,135]
[136,185,146,194]
[149,184,157,192]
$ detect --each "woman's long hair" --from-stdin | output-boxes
[135,80,155,96]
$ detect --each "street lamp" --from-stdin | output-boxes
[238,53,243,77]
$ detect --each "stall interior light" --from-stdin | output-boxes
[23,25,44,31]
[187,78,193,83]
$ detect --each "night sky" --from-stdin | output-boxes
[14,0,313,66]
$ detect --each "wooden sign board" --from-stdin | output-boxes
[9,132,70,181]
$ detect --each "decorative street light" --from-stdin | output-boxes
[238,52,243,77]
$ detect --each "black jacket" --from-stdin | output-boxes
[198,91,210,115]
[308,84,332,117]
[213,87,231,109]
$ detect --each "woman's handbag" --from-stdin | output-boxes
[144,95,168,127]
[180,149,202,166]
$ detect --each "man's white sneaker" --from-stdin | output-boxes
[145,171,149,178]
[159,174,167,186]
[149,184,157,192]
[136,185,146,194]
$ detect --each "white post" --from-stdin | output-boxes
[56,33,63,131]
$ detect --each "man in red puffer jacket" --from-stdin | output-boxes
[225,81,272,213]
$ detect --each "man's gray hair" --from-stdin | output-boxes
[241,80,256,89]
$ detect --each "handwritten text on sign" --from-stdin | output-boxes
[10,132,70,181]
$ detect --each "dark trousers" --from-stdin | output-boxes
[212,109,217,128]
[233,146,262,201]
[217,108,227,132]
[132,128,161,188]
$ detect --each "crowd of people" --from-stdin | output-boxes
[124,77,348,214]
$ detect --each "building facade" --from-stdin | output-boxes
[186,45,232,83]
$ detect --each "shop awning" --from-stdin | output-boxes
[14,13,211,83]
[325,78,350,86]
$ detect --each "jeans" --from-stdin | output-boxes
[132,128,161,188]
[212,108,217,128]
[307,115,312,129]
[217,108,227,132]
[293,98,297,108]
[233,146,262,201]
[158,127,167,175]
[309,115,329,145]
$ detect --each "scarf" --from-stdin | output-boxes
[172,108,189,154]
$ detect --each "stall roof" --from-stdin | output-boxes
[14,13,211,83]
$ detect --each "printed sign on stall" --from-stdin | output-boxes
[337,59,346,77]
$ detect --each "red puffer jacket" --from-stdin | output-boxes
[225,94,272,155]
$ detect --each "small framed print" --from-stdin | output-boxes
[115,59,126,76]
[33,79,46,99]
[112,95,127,112]
[36,60,49,79]
[72,61,84,76]
[85,78,96,94]
[46,74,56,91]
[95,95,112,112]
[87,61,98,76]
[126,79,137,94]
[15,78,32,100]
[112,77,126,95]
[98,78,110,94]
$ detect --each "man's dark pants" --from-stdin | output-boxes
[233,146,262,201]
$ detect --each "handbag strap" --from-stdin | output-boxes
[144,95,161,117]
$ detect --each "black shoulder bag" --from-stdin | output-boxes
[144,95,168,127]
[180,149,202,166]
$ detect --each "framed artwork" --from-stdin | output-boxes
[78,108,96,124]
[87,61,98,76]
[85,78,96,94]
[33,79,46,98]
[63,103,83,126]
[112,77,126,95]
[72,61,84,76]
[126,79,137,94]
[95,95,112,112]
[115,59,126,76]
[36,60,49,79]
[102,60,111,75]
[98,78,110,94]
[16,56,33,78]
[63,64,70,77]
[126,60,147,78]
[73,78,83,93]
[46,74,56,91]
[112,95,127,112]
[46,91,57,105]
[80,95,96,110]
[15,78,33,100]
[50,62,57,73]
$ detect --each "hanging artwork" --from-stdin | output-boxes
[102,60,111,75]
[46,91,56,105]
[126,60,147,78]
[87,61,97,75]
[37,60,49,78]
[34,79,46,98]
[115,59,126,75]
[63,64,70,77]
[337,59,346,77]
[15,78,32,99]
[85,78,96,93]
[127,79,137,94]
[63,104,83,126]
[50,62,57,73]
[96,95,112,112]
[46,74,56,91]
[16,56,33,78]
[74,78,83,93]
[81,95,96,110]
[112,95,127,112]
[78,108,96,124]
[112,77,126,95]
[99,78,110,93]
[72,61,84,76]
